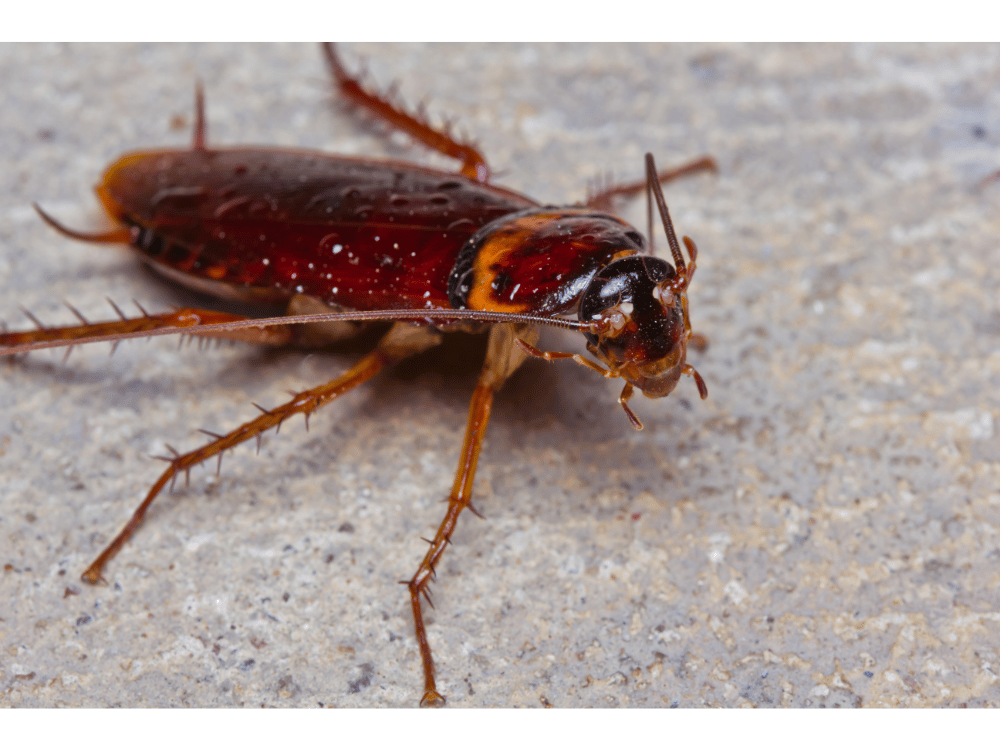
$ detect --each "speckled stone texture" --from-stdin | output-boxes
[1,43,998,708]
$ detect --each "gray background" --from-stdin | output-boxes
[1,43,998,707]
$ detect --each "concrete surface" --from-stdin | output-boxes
[1,43,999,708]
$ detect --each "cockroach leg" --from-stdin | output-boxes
[515,337,612,377]
[406,322,537,706]
[515,337,650,426]
[322,43,491,183]
[0,306,294,349]
[0,306,297,350]
[81,322,441,584]
[586,155,717,212]
[683,363,709,400]
[618,382,643,430]
[406,380,491,708]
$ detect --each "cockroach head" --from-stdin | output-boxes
[579,254,699,400]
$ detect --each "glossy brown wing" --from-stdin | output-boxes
[98,148,538,311]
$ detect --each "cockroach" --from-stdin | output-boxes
[1,44,714,706]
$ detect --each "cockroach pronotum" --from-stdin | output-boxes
[1,44,715,706]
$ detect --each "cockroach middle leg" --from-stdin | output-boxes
[322,43,491,182]
[406,322,538,707]
[80,322,442,584]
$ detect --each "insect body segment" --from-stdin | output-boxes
[1,44,714,706]
[449,207,646,314]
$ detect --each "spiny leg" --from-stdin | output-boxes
[407,322,538,707]
[407,381,491,707]
[321,43,490,183]
[0,304,293,352]
[81,322,441,584]
[586,155,717,213]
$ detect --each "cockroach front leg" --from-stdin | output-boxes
[515,339,647,429]
[514,337,613,377]
[79,322,441,583]
[407,322,538,707]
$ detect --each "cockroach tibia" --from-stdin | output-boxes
[1,44,714,706]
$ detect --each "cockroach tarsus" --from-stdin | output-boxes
[1,44,715,706]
